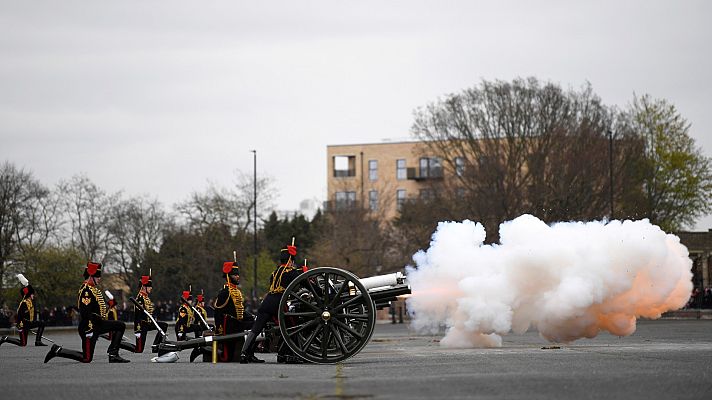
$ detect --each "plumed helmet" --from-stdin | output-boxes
[280,244,297,264]
[140,275,152,287]
[83,261,102,278]
[222,261,239,275]
[181,290,192,301]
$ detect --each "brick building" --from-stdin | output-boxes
[326,140,462,220]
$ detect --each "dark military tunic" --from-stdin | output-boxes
[175,303,195,340]
[213,283,253,361]
[133,291,167,352]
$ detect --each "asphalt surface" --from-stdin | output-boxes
[1,320,711,399]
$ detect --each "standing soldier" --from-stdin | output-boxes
[212,261,255,362]
[240,241,305,364]
[175,289,196,341]
[0,274,47,347]
[43,262,130,363]
[134,274,168,353]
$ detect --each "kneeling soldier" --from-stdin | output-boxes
[134,274,168,352]
[0,274,47,348]
[44,262,130,363]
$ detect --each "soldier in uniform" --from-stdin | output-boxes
[212,261,255,362]
[102,291,136,352]
[240,242,305,364]
[0,274,47,347]
[134,274,168,353]
[175,290,197,341]
[43,262,130,363]
[194,292,209,334]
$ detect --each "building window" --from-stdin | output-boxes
[333,155,356,178]
[369,190,378,211]
[419,189,434,202]
[419,157,443,178]
[396,159,406,180]
[335,191,356,209]
[455,157,465,177]
[369,160,378,181]
[396,189,406,210]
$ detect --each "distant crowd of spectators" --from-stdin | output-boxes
[0,299,215,329]
[684,287,712,309]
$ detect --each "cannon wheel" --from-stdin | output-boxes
[278,267,376,364]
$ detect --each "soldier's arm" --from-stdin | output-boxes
[214,289,230,310]
[17,301,29,322]
[134,296,145,330]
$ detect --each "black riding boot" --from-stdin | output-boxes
[35,324,47,346]
[240,331,264,364]
[0,335,22,347]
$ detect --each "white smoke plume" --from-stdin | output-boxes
[406,215,693,348]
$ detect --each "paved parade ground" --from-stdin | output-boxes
[1,319,711,399]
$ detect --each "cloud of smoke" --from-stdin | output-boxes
[406,215,693,347]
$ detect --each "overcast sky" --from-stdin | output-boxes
[2,1,711,229]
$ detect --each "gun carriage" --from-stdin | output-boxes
[152,267,410,364]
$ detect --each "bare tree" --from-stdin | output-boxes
[57,174,119,263]
[175,170,275,235]
[410,78,640,240]
[0,162,40,300]
[313,180,401,277]
[16,184,62,255]
[108,195,169,291]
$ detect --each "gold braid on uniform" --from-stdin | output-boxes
[83,284,108,319]
[269,265,295,294]
[139,293,154,315]
[228,284,245,320]
[16,299,34,329]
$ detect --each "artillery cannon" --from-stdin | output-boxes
[277,267,410,364]
[155,267,410,364]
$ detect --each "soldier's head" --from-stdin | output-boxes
[223,261,240,285]
[83,262,102,284]
[140,275,153,293]
[20,284,35,299]
[280,243,297,265]
[182,290,192,302]
[196,293,204,305]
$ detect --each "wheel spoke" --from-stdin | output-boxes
[321,324,331,359]
[335,313,369,320]
[322,272,331,307]
[286,318,320,337]
[333,318,364,339]
[300,323,322,353]
[330,324,349,354]
[283,311,319,318]
[305,277,324,308]
[328,277,349,308]
[333,293,364,312]
[291,291,322,313]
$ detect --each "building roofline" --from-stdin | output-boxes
[327,139,423,148]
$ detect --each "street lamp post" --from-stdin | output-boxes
[252,149,257,311]
[607,130,614,220]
